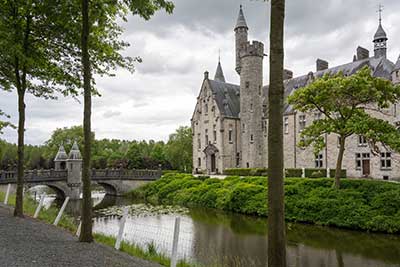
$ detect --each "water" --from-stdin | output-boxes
[29,188,400,267]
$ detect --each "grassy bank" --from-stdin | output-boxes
[0,191,194,267]
[128,173,400,234]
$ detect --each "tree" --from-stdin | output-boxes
[165,126,192,172]
[0,110,14,134]
[0,1,80,217]
[287,66,400,188]
[76,0,174,242]
[267,0,287,266]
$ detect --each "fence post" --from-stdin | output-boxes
[115,207,129,250]
[34,194,46,218]
[301,168,306,178]
[76,220,82,237]
[4,184,11,204]
[170,217,181,267]
[53,197,70,226]
[327,168,330,178]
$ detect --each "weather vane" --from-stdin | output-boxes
[378,3,384,24]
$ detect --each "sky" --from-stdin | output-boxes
[1,0,400,145]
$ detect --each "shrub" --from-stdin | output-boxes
[285,168,302,177]
[224,168,267,176]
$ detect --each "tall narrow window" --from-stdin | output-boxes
[197,134,201,149]
[355,153,362,170]
[315,154,323,168]
[284,117,289,134]
[205,129,209,145]
[242,123,246,133]
[299,115,306,131]
[205,104,208,114]
[228,129,233,143]
[358,135,367,146]
[245,81,250,89]
[250,103,253,112]
[213,125,217,143]
[250,134,254,143]
[381,152,392,169]
[236,153,240,167]
[198,158,201,167]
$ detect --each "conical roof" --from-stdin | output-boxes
[235,5,248,30]
[68,141,82,160]
[214,61,226,82]
[374,23,388,41]
[54,145,68,162]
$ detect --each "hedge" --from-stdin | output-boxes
[224,168,347,178]
[129,173,400,234]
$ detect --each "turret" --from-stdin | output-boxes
[373,6,388,59]
[66,141,82,199]
[234,5,248,75]
[392,55,400,84]
[54,145,68,170]
[239,41,264,168]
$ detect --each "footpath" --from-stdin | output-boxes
[0,204,162,267]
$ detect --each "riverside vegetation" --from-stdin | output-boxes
[0,191,193,267]
[128,173,400,234]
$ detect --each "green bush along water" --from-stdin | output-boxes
[128,173,400,234]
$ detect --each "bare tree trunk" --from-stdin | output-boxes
[79,0,93,243]
[268,0,286,266]
[335,135,346,189]
[14,89,25,217]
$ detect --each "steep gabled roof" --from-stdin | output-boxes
[214,61,226,82]
[208,80,240,118]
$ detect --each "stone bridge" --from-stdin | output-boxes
[0,142,161,199]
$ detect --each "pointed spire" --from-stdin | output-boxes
[374,4,387,42]
[54,144,68,161]
[235,5,248,30]
[214,59,226,83]
[68,141,82,160]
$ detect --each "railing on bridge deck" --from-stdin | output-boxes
[0,170,68,184]
[91,169,162,181]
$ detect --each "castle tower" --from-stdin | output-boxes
[54,144,68,170]
[214,59,226,82]
[66,141,82,199]
[239,41,264,168]
[373,5,388,59]
[234,5,248,75]
[392,56,400,84]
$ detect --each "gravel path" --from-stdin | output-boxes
[0,204,163,267]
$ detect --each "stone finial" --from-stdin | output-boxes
[204,71,209,80]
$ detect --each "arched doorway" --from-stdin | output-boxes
[203,144,219,174]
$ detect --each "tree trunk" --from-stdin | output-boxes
[268,0,286,266]
[14,89,25,217]
[79,0,93,243]
[335,135,346,189]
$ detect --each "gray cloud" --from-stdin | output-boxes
[1,0,399,145]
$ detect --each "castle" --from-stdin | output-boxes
[191,6,400,180]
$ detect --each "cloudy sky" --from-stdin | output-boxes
[1,0,400,145]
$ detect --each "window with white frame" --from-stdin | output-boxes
[284,117,289,134]
[299,115,306,131]
[314,112,322,121]
[381,152,392,169]
[358,135,367,146]
[315,153,323,168]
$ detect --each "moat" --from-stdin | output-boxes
[32,187,400,267]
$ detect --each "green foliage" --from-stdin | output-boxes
[165,126,192,173]
[224,168,268,176]
[0,110,14,134]
[131,174,400,234]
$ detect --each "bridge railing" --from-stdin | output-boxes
[0,170,68,183]
[91,169,162,180]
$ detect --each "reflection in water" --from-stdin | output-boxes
[31,191,400,267]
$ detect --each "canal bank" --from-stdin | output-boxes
[0,204,163,267]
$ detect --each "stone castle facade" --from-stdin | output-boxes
[191,6,400,180]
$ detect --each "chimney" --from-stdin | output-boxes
[283,69,293,80]
[204,71,209,80]
[316,59,329,71]
[357,46,369,60]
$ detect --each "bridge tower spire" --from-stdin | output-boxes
[54,144,68,170]
[66,141,82,199]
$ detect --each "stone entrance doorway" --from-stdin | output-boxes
[362,153,370,177]
[204,144,219,174]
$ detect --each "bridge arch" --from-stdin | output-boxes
[26,182,70,200]
[95,181,118,196]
